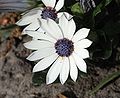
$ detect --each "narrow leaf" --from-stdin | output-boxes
[89,71,120,95]
[71,3,84,15]
[93,0,112,17]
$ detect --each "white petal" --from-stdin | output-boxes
[72,28,90,42]
[16,13,40,26]
[55,0,64,11]
[27,47,56,61]
[25,30,56,42]
[60,57,69,84]
[40,19,54,38]
[41,19,63,39]
[74,47,89,59]
[57,12,73,20]
[33,54,58,72]
[42,0,56,8]
[69,56,78,82]
[21,7,43,17]
[66,19,76,39]
[22,20,40,34]
[74,39,92,49]
[72,53,87,73]
[59,14,68,37]
[37,27,45,32]
[46,57,63,84]
[59,13,76,39]
[24,40,54,50]
[47,18,63,39]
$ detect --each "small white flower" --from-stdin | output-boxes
[16,0,66,34]
[24,14,92,84]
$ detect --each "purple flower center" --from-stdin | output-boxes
[55,38,74,57]
[41,7,57,21]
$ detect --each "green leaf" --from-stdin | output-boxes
[0,31,10,41]
[0,24,18,41]
[93,0,113,17]
[89,71,120,95]
[92,31,113,60]
[32,71,46,86]
[93,6,101,17]
[0,24,17,30]
[71,3,84,16]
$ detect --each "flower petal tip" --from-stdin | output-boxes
[32,67,38,73]
[21,30,27,35]
[15,22,20,26]
[87,40,93,47]
[60,79,65,85]
[72,77,77,82]
[46,77,52,85]
[23,43,28,48]
[90,40,93,45]
[26,57,31,61]
[82,28,90,32]
[26,55,35,61]
[15,19,23,26]
[83,69,87,73]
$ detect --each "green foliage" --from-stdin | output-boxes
[91,31,113,60]
[32,71,46,86]
[0,30,10,41]
[71,3,84,16]
[89,71,120,95]
[0,24,17,41]
[93,0,113,17]
[72,3,120,95]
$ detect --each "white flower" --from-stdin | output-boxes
[16,0,66,34]
[24,14,92,84]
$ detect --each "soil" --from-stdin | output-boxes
[0,13,120,98]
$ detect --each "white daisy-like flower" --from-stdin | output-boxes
[16,0,66,34]
[24,14,92,84]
